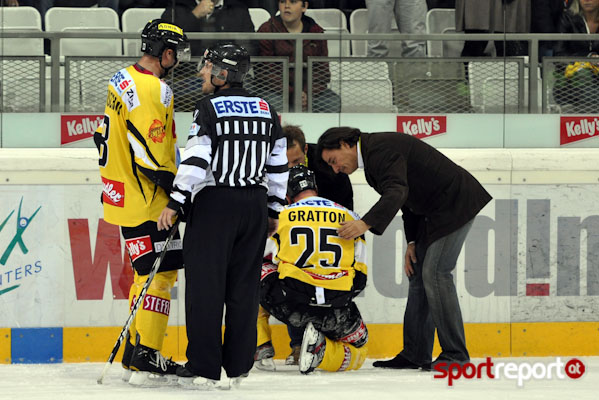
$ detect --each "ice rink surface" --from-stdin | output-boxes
[1,357,597,400]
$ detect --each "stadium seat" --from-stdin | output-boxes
[426,8,463,58]
[45,7,122,56]
[0,7,45,112]
[467,59,530,113]
[249,7,271,31]
[349,8,400,57]
[329,60,389,80]
[0,6,44,55]
[305,8,347,30]
[324,28,351,57]
[122,8,166,56]
[329,78,396,112]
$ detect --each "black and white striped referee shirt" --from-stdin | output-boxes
[168,87,288,218]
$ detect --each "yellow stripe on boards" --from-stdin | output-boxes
[0,328,10,364]
[53,322,599,363]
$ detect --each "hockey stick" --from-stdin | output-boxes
[97,219,180,384]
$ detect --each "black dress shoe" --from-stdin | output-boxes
[373,354,421,369]
[176,363,197,377]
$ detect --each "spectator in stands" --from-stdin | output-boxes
[256,0,340,113]
[366,0,427,57]
[161,0,257,56]
[552,0,599,112]
[531,0,565,60]
[456,0,530,57]
[555,0,599,56]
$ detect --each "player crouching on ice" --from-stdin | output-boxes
[258,165,369,373]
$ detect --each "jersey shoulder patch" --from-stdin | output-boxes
[159,80,173,108]
[109,68,135,97]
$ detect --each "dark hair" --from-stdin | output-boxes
[283,125,306,150]
[316,127,361,155]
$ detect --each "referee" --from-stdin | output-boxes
[158,43,288,389]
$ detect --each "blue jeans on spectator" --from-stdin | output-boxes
[399,219,474,366]
[287,324,303,348]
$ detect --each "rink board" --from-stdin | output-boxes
[1,148,599,363]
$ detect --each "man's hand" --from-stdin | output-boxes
[192,0,214,18]
[267,217,278,237]
[337,219,370,240]
[404,242,417,277]
[158,207,178,231]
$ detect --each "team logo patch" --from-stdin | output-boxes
[101,177,125,207]
[148,119,166,143]
[125,235,153,262]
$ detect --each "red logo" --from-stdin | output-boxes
[60,114,104,145]
[560,116,599,145]
[125,235,153,262]
[101,177,125,207]
[259,99,269,111]
[119,79,132,91]
[396,116,447,139]
[564,359,585,379]
[130,294,170,316]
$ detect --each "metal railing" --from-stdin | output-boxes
[1,31,599,113]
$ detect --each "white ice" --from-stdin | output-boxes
[1,357,597,400]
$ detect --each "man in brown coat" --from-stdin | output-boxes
[316,127,492,369]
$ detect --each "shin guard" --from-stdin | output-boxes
[318,339,368,372]
[133,270,177,350]
[256,305,272,347]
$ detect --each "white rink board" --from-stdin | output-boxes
[1,148,599,328]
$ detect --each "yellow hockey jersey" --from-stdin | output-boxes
[267,196,368,291]
[95,64,179,227]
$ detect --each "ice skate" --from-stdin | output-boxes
[254,341,276,371]
[128,343,179,386]
[299,322,326,374]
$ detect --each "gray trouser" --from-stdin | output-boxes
[366,0,427,57]
[400,219,474,365]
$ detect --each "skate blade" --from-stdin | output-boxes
[254,358,276,372]
[177,376,217,390]
[299,324,319,374]
[128,371,178,387]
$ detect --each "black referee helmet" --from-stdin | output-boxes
[287,165,317,200]
[198,43,251,84]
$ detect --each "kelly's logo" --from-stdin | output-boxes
[0,197,42,296]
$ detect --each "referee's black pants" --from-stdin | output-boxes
[183,186,268,380]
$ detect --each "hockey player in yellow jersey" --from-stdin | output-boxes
[93,19,190,386]
[259,165,369,374]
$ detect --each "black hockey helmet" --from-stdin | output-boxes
[198,43,251,84]
[287,165,317,200]
[141,19,191,62]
